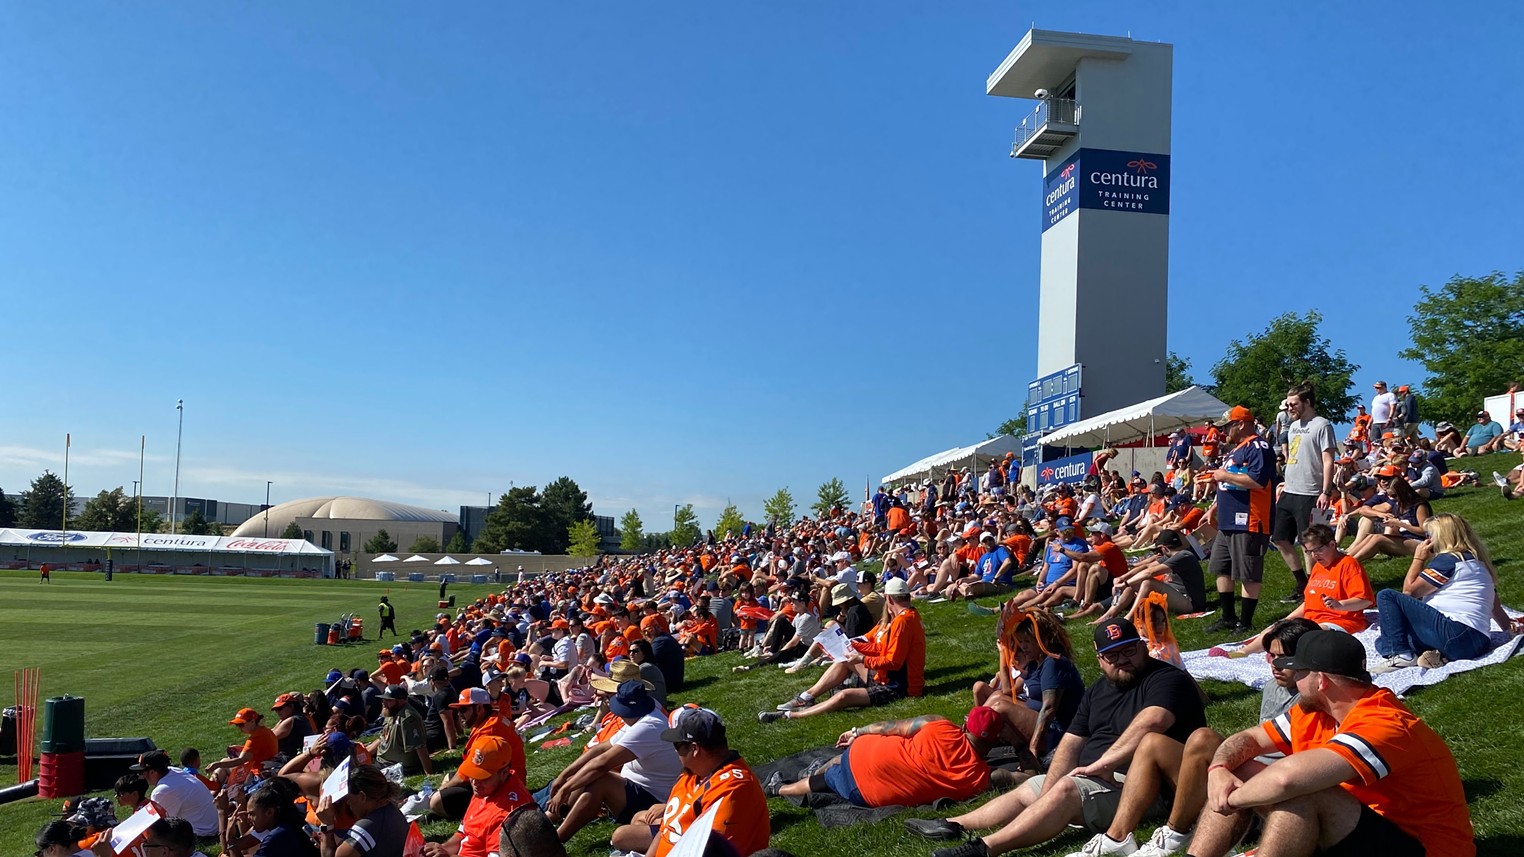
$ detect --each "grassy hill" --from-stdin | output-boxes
[3,451,1522,855]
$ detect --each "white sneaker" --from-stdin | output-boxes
[1370,653,1418,674]
[776,694,812,711]
[1494,471,1510,488]
[1064,833,1138,857]
[1135,825,1191,857]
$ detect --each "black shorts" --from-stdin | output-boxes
[1208,531,1268,584]
[616,780,661,823]
[1320,804,1424,857]
[437,783,472,819]
[866,682,907,707]
[1272,493,1318,544]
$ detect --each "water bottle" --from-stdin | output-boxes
[419,778,434,799]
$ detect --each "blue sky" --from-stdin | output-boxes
[3,3,1521,530]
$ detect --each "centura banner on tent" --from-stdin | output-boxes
[0,529,330,555]
[1036,452,1093,486]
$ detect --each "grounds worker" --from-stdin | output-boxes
[377,596,398,639]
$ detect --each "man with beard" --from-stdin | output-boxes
[1184,630,1473,857]
[429,687,526,821]
[422,736,533,857]
[911,620,1207,857]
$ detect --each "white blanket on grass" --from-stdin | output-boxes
[1180,609,1524,698]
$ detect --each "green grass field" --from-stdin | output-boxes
[4,452,1523,856]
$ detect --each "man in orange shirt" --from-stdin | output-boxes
[758,579,924,723]
[1190,631,1473,857]
[430,687,526,820]
[611,709,770,857]
[424,736,534,857]
[769,707,997,808]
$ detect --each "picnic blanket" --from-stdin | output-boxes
[1181,609,1524,698]
[751,746,958,829]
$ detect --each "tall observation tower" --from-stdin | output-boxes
[988,30,1173,466]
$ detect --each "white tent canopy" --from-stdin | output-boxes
[402,555,430,563]
[464,557,493,566]
[434,556,461,565]
[1037,386,1231,449]
[881,435,1025,486]
[372,554,399,562]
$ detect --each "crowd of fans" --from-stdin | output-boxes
[36,381,1523,857]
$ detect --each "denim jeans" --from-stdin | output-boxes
[1375,589,1491,660]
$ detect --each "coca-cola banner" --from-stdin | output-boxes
[0,528,331,555]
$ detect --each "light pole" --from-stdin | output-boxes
[171,399,184,534]
[264,481,273,537]
[673,504,679,543]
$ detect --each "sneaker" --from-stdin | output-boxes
[1370,654,1418,674]
[1135,824,1191,857]
[931,839,990,857]
[776,694,812,711]
[1494,471,1510,488]
[928,596,949,604]
[1063,833,1138,857]
[904,818,965,840]
[731,665,753,674]
[1204,618,1241,633]
[1417,650,1449,669]
[1279,589,1304,604]
[757,710,785,724]
[762,770,786,797]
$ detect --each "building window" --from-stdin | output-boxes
[321,531,333,550]
[303,530,313,543]
[340,532,351,552]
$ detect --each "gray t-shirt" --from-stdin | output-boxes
[1283,416,1337,496]
[344,802,409,857]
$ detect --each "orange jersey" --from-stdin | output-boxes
[1095,540,1128,578]
[886,506,910,532]
[849,719,989,808]
[375,659,407,686]
[1262,688,1473,856]
[1055,497,1078,519]
[1177,506,1205,532]
[1300,554,1375,632]
[652,754,771,857]
[853,608,925,697]
[241,725,278,772]
[1002,534,1032,566]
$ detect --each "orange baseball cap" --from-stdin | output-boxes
[551,618,570,631]
[640,615,663,631]
[229,707,261,725]
[458,735,516,780]
[271,692,303,710]
[1225,405,1254,423]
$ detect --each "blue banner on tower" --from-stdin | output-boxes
[1042,148,1170,231]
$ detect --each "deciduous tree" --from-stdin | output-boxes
[1165,350,1195,394]
[1401,271,1524,425]
[671,504,701,548]
[179,507,217,536]
[76,488,139,532]
[762,488,796,528]
[281,521,304,540]
[1210,311,1358,424]
[811,478,850,518]
[713,503,745,538]
[445,530,470,553]
[408,535,442,554]
[568,520,601,557]
[619,509,644,551]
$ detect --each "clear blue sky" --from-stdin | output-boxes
[3,3,1521,530]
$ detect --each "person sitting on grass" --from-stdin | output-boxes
[612,709,771,857]
[758,578,924,723]
[36,818,94,857]
[972,609,1084,771]
[1036,522,1128,614]
[767,707,1002,810]
[942,533,1017,601]
[369,685,432,776]
[418,736,533,857]
[1346,471,1431,562]
[733,588,820,673]
[906,619,1208,857]
[1229,525,1375,658]
[1186,630,1473,857]
[1080,529,1207,625]
[541,681,682,843]
[206,708,278,785]
[1458,410,1504,456]
[497,804,567,857]
[129,750,220,839]
[1372,512,1524,672]
[429,687,526,821]
[113,773,151,813]
[313,764,410,857]
[224,776,317,857]
[1007,518,1090,612]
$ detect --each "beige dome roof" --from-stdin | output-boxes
[230,496,458,537]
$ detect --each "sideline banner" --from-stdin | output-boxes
[1036,452,1093,486]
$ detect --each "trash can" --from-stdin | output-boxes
[0,707,15,756]
[375,571,394,582]
[470,574,487,584]
[407,573,425,583]
[315,623,331,645]
[40,696,85,755]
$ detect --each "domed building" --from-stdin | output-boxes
[231,496,459,557]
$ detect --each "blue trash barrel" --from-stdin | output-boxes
[315,623,330,645]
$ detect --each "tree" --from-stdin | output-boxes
[541,477,593,555]
[1210,311,1359,424]
[179,507,217,536]
[363,529,398,554]
[474,486,551,554]
[713,503,745,538]
[1401,271,1524,425]
[76,487,139,532]
[670,504,701,548]
[1164,350,1195,393]
[619,509,644,551]
[567,520,601,557]
[137,507,164,535]
[20,470,75,530]
[640,532,672,552]
[281,521,304,540]
[811,478,850,518]
[988,412,1026,440]
[0,489,16,528]
[762,488,796,528]
[408,535,442,554]
[445,530,470,553]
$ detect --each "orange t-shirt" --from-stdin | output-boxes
[849,720,989,807]
[375,659,407,686]
[886,507,911,532]
[651,755,771,857]
[1094,541,1128,578]
[1055,497,1078,519]
[1300,553,1375,632]
[1002,534,1033,566]
[1262,688,1473,856]
[729,563,752,582]
[1177,507,1205,532]
[241,725,278,771]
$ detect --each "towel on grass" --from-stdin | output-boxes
[1182,609,1523,698]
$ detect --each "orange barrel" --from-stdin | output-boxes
[38,750,85,798]
[327,627,340,645]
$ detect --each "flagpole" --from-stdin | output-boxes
[62,433,70,536]
[138,435,146,547]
